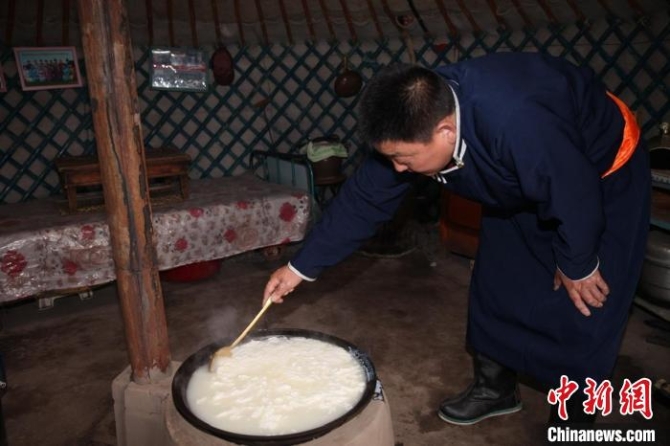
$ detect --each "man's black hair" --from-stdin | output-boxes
[358,64,455,147]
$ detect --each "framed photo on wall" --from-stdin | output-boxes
[13,46,83,91]
[0,65,6,92]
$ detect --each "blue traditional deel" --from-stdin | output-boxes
[289,53,651,387]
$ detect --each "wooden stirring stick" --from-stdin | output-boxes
[209,297,274,372]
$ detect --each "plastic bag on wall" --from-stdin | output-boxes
[151,47,208,92]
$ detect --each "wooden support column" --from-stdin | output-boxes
[76,0,171,384]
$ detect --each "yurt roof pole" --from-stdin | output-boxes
[365,0,384,41]
[36,0,45,45]
[254,0,269,46]
[145,0,154,46]
[234,0,245,47]
[211,0,222,45]
[433,0,459,38]
[318,0,336,42]
[5,0,16,45]
[62,0,71,46]
[278,0,294,45]
[301,0,316,42]
[455,0,481,34]
[485,0,510,31]
[188,0,199,47]
[76,0,172,385]
[166,0,175,47]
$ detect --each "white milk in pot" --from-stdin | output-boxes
[186,336,367,436]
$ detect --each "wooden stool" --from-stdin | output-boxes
[55,148,191,212]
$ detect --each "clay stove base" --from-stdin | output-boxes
[112,361,181,446]
[165,387,395,446]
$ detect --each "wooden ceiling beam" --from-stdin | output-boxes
[234,0,245,46]
[595,0,614,16]
[407,0,432,38]
[509,0,534,28]
[626,0,645,16]
[433,0,459,38]
[254,0,268,46]
[300,0,316,41]
[62,0,70,45]
[536,0,558,25]
[565,0,586,23]
[365,0,384,40]
[5,0,16,46]
[145,0,154,46]
[166,0,175,47]
[455,0,482,34]
[338,0,357,42]
[210,0,222,45]
[278,0,294,45]
[18,0,652,50]
[317,0,336,41]
[484,0,510,30]
[188,0,198,47]
[36,0,44,46]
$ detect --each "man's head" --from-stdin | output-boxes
[358,64,457,176]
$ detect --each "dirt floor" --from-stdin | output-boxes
[1,223,669,446]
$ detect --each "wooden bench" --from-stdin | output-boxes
[55,148,191,212]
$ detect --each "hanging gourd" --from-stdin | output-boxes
[210,47,235,86]
[334,56,362,98]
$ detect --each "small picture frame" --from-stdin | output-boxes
[0,65,6,93]
[13,46,83,91]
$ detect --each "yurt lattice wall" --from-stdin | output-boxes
[1,11,669,204]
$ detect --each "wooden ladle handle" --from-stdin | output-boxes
[229,297,274,349]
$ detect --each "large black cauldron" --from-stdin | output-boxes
[172,328,377,446]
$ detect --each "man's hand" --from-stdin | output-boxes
[553,269,609,317]
[263,266,304,304]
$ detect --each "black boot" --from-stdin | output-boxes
[438,351,522,425]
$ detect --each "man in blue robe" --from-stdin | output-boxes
[263,53,650,425]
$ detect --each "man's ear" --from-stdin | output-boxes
[435,115,457,145]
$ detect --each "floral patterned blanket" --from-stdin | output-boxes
[0,174,311,302]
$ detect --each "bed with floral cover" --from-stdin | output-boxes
[0,174,311,303]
